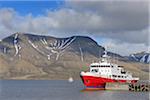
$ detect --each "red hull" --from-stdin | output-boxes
[80,75,138,89]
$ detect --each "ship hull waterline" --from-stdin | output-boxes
[80,75,138,90]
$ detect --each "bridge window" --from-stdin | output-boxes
[91,69,98,73]
[121,71,126,74]
[112,75,117,77]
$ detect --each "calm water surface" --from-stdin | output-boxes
[0,80,149,100]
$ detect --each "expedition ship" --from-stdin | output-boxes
[80,51,139,89]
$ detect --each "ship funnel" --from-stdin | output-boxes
[101,49,109,63]
[102,50,108,58]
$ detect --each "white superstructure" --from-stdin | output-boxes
[82,51,139,81]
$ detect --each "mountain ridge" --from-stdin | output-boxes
[0,33,149,80]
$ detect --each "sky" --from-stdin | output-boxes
[0,0,149,56]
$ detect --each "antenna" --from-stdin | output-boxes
[99,47,100,61]
[116,46,118,64]
[107,44,112,63]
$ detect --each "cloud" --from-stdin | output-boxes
[67,1,149,31]
[66,1,149,46]
[0,1,149,55]
[100,38,149,56]
[99,27,149,45]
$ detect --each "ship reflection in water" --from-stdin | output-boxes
[0,80,148,100]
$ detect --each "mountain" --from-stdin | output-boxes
[0,33,149,80]
[128,52,150,63]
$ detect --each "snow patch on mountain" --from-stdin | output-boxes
[140,54,147,62]
[28,36,76,60]
[129,52,150,63]
[147,55,150,62]
[130,54,138,61]
[14,34,21,56]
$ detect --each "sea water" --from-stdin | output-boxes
[0,80,149,100]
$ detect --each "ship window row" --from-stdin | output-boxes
[112,75,127,78]
[91,65,113,67]
[91,69,110,73]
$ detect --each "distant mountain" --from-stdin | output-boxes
[0,33,148,80]
[128,52,150,63]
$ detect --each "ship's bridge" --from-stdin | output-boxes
[90,62,113,76]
